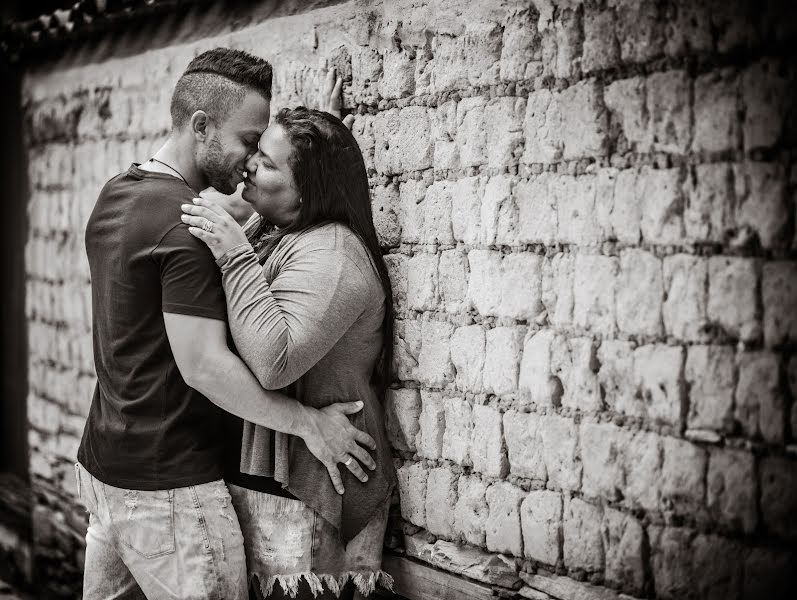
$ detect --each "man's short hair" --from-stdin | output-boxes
[170,48,273,130]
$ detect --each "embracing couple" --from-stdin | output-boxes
[74,47,396,600]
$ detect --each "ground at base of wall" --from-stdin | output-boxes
[0,580,33,600]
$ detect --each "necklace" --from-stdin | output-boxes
[149,157,192,190]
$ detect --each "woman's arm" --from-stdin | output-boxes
[219,238,374,390]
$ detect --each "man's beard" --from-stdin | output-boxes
[203,136,235,194]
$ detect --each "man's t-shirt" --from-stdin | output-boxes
[77,164,228,490]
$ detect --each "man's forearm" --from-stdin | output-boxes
[189,347,316,438]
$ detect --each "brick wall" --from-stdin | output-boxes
[21,0,796,597]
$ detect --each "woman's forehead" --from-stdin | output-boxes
[258,123,291,161]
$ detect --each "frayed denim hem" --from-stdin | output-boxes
[254,569,394,598]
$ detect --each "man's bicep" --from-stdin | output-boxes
[163,312,227,383]
[156,225,227,319]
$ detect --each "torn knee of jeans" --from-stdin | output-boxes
[215,484,235,524]
[124,490,138,520]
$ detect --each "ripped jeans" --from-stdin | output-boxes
[75,462,247,600]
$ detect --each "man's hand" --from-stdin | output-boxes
[320,66,355,130]
[302,401,377,494]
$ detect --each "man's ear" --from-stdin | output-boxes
[189,110,210,141]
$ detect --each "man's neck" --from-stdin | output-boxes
[146,137,205,193]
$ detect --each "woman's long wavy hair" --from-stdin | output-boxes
[246,106,394,396]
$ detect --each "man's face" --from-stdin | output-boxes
[200,90,270,195]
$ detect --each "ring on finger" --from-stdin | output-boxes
[343,456,353,466]
[201,219,214,233]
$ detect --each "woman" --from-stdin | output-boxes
[181,107,396,600]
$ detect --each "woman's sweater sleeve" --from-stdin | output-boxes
[217,240,372,390]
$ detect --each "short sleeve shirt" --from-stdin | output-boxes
[77,165,228,489]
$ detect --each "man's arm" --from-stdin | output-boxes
[163,311,375,493]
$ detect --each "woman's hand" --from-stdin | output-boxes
[181,197,250,260]
[302,401,377,495]
[320,66,355,130]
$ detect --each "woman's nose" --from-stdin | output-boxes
[245,153,258,172]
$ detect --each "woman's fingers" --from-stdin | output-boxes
[181,214,214,229]
[347,444,376,471]
[192,196,228,217]
[181,204,218,221]
[186,226,212,243]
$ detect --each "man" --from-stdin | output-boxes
[75,48,374,600]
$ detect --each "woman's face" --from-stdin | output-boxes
[242,123,302,227]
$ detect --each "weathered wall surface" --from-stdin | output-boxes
[21,0,797,597]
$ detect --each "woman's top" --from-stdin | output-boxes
[216,221,396,543]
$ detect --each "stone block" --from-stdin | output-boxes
[500,10,541,81]
[483,327,523,396]
[685,345,735,431]
[661,437,707,515]
[734,162,788,249]
[450,325,485,393]
[555,174,603,245]
[485,481,526,557]
[604,76,651,152]
[470,404,508,478]
[517,174,558,244]
[385,388,422,452]
[451,176,484,245]
[420,180,456,244]
[484,97,526,169]
[549,5,583,79]
[647,70,691,154]
[429,21,502,93]
[385,254,408,314]
[467,250,543,321]
[421,540,521,588]
[453,475,488,546]
[520,490,563,565]
[442,397,472,466]
[580,422,626,501]
[663,254,709,341]
[373,106,432,174]
[762,261,797,347]
[541,252,574,328]
[407,252,439,312]
[760,455,797,539]
[522,80,608,163]
[601,508,645,595]
[540,414,581,492]
[425,467,458,538]
[624,431,662,511]
[613,0,664,63]
[417,390,445,460]
[438,249,468,314]
[683,163,735,244]
[456,97,488,168]
[397,462,428,527]
[371,183,401,248]
[503,410,546,482]
[417,320,455,387]
[639,167,685,245]
[742,59,789,151]
[707,447,757,534]
[518,330,561,407]
[563,497,604,572]
[633,344,684,426]
[379,50,414,99]
[398,179,426,244]
[597,339,637,416]
[735,351,784,444]
[552,336,601,412]
[573,254,618,336]
[582,8,619,73]
[608,168,642,244]
[480,175,518,246]
[693,70,739,153]
[693,533,744,600]
[616,249,664,336]
[649,526,696,599]
[707,256,761,342]
[663,0,713,57]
